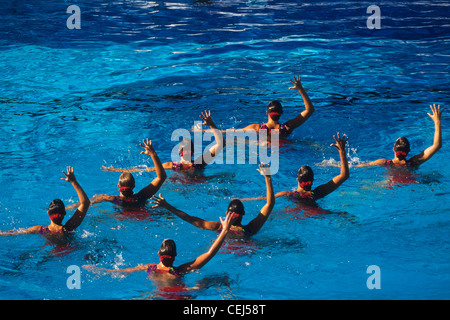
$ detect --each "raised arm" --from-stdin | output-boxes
[194,110,225,166]
[2,167,89,235]
[61,167,90,231]
[243,164,275,235]
[314,133,350,200]
[284,75,315,131]
[409,104,444,166]
[177,213,232,274]
[136,139,167,201]
[151,194,221,231]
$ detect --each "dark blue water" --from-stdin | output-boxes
[0,0,449,300]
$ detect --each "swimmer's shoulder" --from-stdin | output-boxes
[230,225,245,233]
[240,123,260,132]
[28,225,44,234]
[275,190,292,198]
[216,224,245,234]
[162,162,174,170]
[92,194,116,204]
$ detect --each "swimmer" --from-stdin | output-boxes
[218,75,314,139]
[88,139,166,207]
[241,133,349,204]
[352,104,443,168]
[150,164,275,236]
[102,110,224,173]
[83,212,233,277]
[0,167,89,236]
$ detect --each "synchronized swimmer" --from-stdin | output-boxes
[102,110,224,174]
[218,75,315,140]
[351,104,443,169]
[0,74,445,286]
[319,105,443,169]
[150,164,275,237]
[0,167,90,236]
[240,133,349,207]
[89,138,167,208]
[83,213,234,278]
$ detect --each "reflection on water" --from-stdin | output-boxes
[135,274,235,300]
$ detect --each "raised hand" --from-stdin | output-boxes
[140,138,156,156]
[330,132,348,152]
[256,163,271,176]
[219,212,233,232]
[288,75,303,90]
[150,193,168,209]
[199,110,214,127]
[427,104,444,123]
[61,166,76,183]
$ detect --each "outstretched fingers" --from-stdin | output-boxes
[289,74,302,89]
[61,166,75,181]
[331,133,348,150]
[256,163,270,176]
[220,211,233,230]
[140,138,155,155]
[150,193,165,208]
[428,104,444,119]
[140,138,151,148]
[199,110,212,125]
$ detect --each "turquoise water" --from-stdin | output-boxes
[0,0,449,300]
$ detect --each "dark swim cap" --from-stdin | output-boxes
[268,100,282,113]
[227,199,245,216]
[268,100,283,113]
[118,172,135,197]
[297,166,314,190]
[267,101,283,121]
[158,239,177,257]
[394,137,410,160]
[48,199,66,215]
[48,199,66,225]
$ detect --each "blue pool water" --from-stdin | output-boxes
[0,0,449,300]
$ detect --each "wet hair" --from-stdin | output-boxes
[394,137,410,160]
[227,199,245,216]
[267,100,283,121]
[158,239,177,257]
[48,199,66,225]
[118,172,135,197]
[179,138,194,155]
[297,166,314,191]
